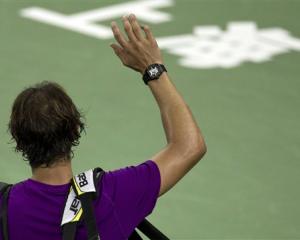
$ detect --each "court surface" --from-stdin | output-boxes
[0,0,300,239]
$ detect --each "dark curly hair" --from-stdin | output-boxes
[8,81,85,168]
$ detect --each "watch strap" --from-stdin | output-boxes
[143,64,167,85]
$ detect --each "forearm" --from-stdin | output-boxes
[148,72,205,153]
[111,14,206,195]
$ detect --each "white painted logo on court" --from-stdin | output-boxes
[20,0,300,69]
[157,22,300,69]
[20,0,173,39]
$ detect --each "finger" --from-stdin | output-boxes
[110,43,124,56]
[142,25,156,44]
[122,16,137,43]
[110,43,128,65]
[111,21,128,48]
[128,14,143,40]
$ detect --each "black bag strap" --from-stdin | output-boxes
[62,222,77,240]
[136,219,169,240]
[0,183,10,194]
[0,183,13,240]
[76,193,99,240]
[62,168,104,240]
[75,168,103,240]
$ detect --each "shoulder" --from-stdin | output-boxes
[96,160,161,207]
[104,160,160,178]
[100,160,161,210]
[102,160,160,194]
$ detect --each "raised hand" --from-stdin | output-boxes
[110,14,163,74]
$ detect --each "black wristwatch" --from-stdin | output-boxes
[142,63,167,85]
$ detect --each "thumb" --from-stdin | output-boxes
[110,43,124,56]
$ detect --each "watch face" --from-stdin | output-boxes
[147,65,160,79]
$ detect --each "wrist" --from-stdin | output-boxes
[142,63,167,85]
[140,60,164,74]
[147,72,168,85]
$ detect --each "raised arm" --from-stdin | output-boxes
[110,14,206,196]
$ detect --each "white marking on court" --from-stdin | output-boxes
[20,2,300,69]
[20,0,173,39]
[157,22,300,69]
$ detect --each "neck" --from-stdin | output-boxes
[31,159,73,185]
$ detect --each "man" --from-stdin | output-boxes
[0,14,206,239]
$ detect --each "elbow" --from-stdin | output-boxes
[200,141,207,157]
[192,138,207,161]
[169,136,207,162]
